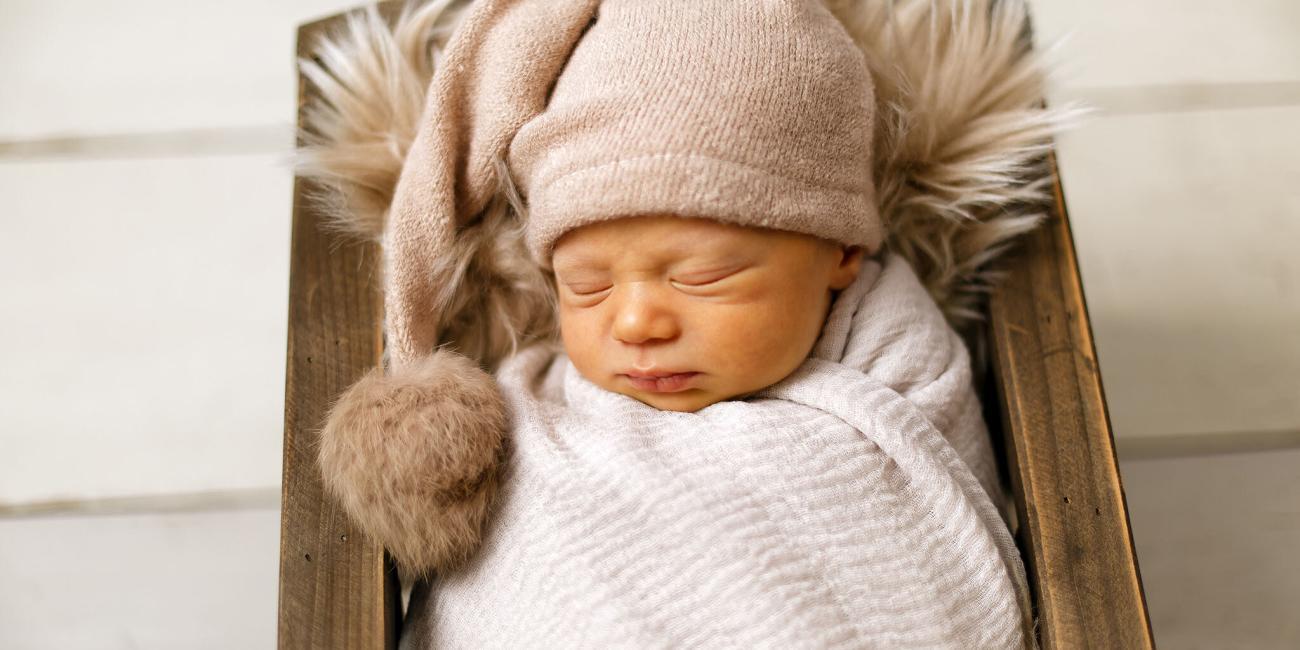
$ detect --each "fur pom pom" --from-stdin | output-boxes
[317,349,509,577]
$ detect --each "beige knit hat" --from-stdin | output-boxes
[384,0,880,371]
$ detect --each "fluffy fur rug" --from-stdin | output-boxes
[295,0,1078,578]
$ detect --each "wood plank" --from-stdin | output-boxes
[1052,106,1300,441]
[2,509,281,647]
[277,11,399,650]
[987,151,1154,648]
[1025,0,1300,91]
[1119,448,1300,648]
[0,0,361,140]
[0,154,289,505]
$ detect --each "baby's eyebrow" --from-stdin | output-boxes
[552,254,610,276]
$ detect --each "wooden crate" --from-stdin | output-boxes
[278,6,1154,649]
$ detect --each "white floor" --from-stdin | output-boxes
[0,0,1296,647]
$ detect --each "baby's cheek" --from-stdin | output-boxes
[702,303,807,378]
[558,310,605,373]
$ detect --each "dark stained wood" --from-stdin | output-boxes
[278,11,400,650]
[987,151,1155,649]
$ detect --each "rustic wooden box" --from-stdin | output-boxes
[278,5,1154,648]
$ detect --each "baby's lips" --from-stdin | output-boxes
[622,371,700,393]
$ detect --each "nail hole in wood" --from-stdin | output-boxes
[304,553,312,562]
[1062,496,1071,504]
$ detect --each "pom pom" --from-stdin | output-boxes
[318,349,508,577]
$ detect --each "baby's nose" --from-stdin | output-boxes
[611,286,680,345]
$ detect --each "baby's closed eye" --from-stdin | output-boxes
[669,263,752,289]
[554,268,612,296]
[565,284,612,296]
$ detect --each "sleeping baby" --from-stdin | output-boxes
[316,0,1035,647]
[551,214,865,414]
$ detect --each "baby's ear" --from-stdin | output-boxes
[829,245,866,290]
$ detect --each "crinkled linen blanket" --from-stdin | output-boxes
[402,253,1033,649]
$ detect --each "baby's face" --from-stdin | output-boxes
[551,215,863,412]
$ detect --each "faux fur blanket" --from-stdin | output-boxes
[399,253,1033,648]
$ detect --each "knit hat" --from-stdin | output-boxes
[384,0,880,371]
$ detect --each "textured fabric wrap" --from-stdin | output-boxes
[401,253,1033,649]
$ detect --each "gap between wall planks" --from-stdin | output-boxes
[279,7,402,650]
[987,150,1155,649]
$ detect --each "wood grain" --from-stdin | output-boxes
[987,152,1155,649]
[278,11,399,650]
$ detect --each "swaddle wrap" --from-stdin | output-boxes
[401,253,1033,648]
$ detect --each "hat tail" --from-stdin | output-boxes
[303,0,600,579]
[384,0,601,373]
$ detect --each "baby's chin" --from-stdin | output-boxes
[622,389,719,413]
[607,381,762,413]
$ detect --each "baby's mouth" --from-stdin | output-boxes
[620,371,700,393]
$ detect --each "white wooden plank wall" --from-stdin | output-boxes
[0,0,1296,647]
[1,1,364,647]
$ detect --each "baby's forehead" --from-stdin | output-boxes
[551,216,787,271]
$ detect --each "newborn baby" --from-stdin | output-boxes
[318,0,1034,647]
[391,214,1031,648]
[552,214,864,413]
